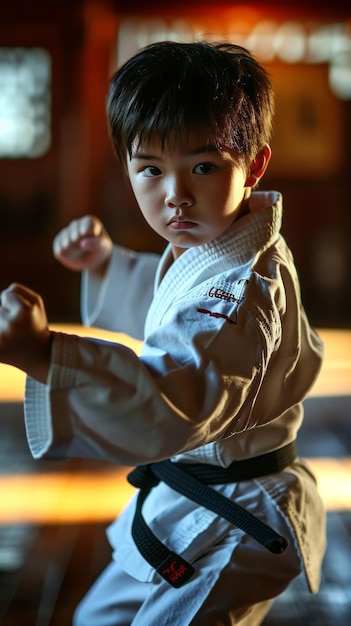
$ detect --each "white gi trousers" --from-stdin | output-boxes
[73,482,302,626]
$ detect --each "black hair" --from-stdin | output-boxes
[106,41,274,169]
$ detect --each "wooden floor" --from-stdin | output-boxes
[0,395,350,625]
[262,395,351,626]
[1,324,351,625]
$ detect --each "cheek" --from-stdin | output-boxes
[131,177,158,201]
[131,185,160,221]
[223,176,246,209]
[129,179,148,207]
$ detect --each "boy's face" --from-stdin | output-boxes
[127,129,257,259]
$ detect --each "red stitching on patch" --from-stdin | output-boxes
[197,308,236,325]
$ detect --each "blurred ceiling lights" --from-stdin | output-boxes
[118,18,351,99]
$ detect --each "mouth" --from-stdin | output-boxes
[168,220,197,231]
[167,216,197,230]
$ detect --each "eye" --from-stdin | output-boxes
[193,162,216,175]
[143,166,162,177]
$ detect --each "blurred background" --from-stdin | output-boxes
[0,0,350,327]
[1,1,351,624]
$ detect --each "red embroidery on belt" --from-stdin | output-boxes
[157,553,195,587]
[197,308,236,324]
[162,560,187,582]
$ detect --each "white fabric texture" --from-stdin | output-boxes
[24,190,326,622]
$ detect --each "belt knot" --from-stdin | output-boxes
[128,464,159,490]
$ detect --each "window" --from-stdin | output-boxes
[0,47,51,158]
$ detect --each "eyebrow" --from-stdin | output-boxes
[131,144,220,160]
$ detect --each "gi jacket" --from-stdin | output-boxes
[24,190,325,592]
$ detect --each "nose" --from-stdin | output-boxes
[165,175,194,208]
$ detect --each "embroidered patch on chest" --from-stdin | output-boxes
[208,278,249,304]
[197,279,249,325]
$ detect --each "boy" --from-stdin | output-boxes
[0,42,325,625]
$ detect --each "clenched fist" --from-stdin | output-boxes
[0,283,52,382]
[53,215,113,276]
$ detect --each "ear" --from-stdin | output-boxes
[245,145,271,188]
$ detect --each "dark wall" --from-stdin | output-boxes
[0,0,350,326]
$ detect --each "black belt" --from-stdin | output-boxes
[127,441,296,588]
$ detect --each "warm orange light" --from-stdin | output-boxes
[0,467,135,524]
[309,457,351,510]
[0,327,350,525]
[1,327,349,402]
[0,325,142,402]
[309,329,351,397]
[0,458,349,525]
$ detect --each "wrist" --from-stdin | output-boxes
[91,248,112,279]
[24,330,53,384]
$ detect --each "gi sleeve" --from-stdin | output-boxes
[81,245,160,339]
[24,259,323,466]
[24,283,281,465]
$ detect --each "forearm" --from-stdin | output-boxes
[24,330,209,464]
[81,245,160,338]
[23,317,260,465]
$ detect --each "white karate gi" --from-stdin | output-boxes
[24,191,326,625]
